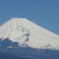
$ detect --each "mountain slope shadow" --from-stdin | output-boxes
[0,38,19,48]
[0,52,26,59]
[0,38,59,59]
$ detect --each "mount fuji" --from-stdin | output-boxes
[0,18,59,50]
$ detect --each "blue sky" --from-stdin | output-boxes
[0,0,59,35]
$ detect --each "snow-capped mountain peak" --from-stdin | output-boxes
[0,18,59,50]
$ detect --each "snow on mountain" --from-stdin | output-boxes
[0,18,59,50]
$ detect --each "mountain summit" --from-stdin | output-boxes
[0,18,59,50]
